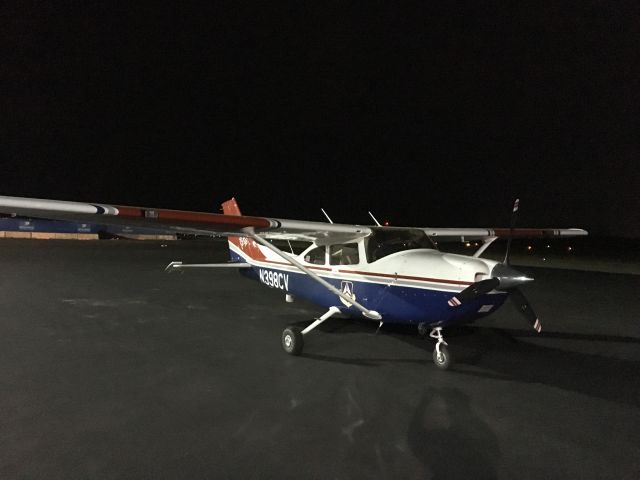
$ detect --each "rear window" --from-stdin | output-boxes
[329,244,360,265]
[304,246,326,265]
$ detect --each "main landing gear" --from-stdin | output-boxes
[282,312,454,370]
[420,325,453,370]
[282,306,341,356]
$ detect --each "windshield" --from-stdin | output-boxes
[366,228,436,262]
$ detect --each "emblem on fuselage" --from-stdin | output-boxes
[340,281,356,307]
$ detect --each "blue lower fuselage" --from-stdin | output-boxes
[240,265,508,328]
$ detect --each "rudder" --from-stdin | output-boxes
[221,198,265,262]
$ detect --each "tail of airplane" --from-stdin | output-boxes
[221,198,265,263]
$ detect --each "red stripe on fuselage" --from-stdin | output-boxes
[229,237,268,261]
[260,259,332,271]
[338,269,473,285]
[246,258,472,285]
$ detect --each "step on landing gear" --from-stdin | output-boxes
[282,306,341,356]
[429,327,453,370]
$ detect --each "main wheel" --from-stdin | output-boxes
[432,344,453,370]
[282,326,304,355]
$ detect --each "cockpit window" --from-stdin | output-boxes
[304,246,326,265]
[366,228,436,262]
[329,243,360,265]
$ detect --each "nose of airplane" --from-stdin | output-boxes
[491,263,534,290]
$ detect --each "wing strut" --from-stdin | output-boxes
[472,236,498,258]
[248,231,382,321]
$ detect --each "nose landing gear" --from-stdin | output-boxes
[429,327,453,370]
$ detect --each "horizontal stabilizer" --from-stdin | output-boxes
[165,261,250,272]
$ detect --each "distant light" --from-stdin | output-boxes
[465,242,471,247]
[567,246,573,252]
[383,220,389,226]
[542,257,546,261]
[546,244,551,249]
[527,245,533,251]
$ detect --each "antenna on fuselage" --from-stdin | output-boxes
[368,211,381,227]
[320,208,334,224]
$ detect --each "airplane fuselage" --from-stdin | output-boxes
[233,243,509,327]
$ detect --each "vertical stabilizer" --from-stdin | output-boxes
[221,198,265,262]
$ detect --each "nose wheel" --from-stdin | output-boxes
[429,327,453,370]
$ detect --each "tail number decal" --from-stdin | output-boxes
[259,269,289,291]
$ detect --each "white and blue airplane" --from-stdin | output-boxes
[0,195,587,369]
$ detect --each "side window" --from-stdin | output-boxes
[304,246,326,265]
[329,243,360,265]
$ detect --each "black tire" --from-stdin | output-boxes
[282,327,304,355]
[432,344,453,370]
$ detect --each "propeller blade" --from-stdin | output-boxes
[509,288,542,333]
[448,278,500,307]
[503,198,520,265]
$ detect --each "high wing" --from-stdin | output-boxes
[0,195,587,242]
[422,227,588,241]
[0,195,371,242]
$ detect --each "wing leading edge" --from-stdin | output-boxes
[0,195,371,240]
[0,195,587,241]
[422,227,588,241]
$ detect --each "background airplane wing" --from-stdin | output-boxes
[0,195,372,241]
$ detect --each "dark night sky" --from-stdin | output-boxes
[2,2,639,236]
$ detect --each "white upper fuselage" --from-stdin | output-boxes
[231,235,500,295]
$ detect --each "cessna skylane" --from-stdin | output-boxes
[0,195,587,369]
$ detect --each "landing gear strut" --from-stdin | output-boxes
[429,327,453,370]
[282,306,341,356]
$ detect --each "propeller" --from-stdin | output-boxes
[447,264,532,306]
[509,287,542,333]
[447,198,542,333]
[448,266,541,333]
[447,278,499,307]
[503,198,519,265]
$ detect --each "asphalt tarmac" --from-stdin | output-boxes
[1,240,639,479]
